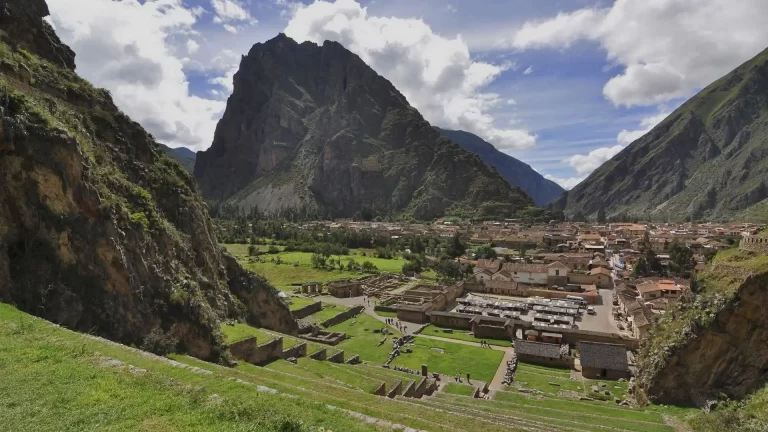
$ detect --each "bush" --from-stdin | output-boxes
[361,261,378,273]
[140,328,179,356]
[129,212,150,231]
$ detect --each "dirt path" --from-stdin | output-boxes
[489,349,517,391]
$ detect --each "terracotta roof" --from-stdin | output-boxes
[494,270,512,278]
[476,259,502,270]
[590,267,612,276]
[578,342,629,371]
[546,261,569,269]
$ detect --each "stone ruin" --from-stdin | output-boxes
[384,334,415,367]
[501,353,519,386]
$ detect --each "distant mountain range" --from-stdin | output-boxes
[192,34,535,220]
[435,128,565,206]
[550,47,768,222]
[159,144,196,173]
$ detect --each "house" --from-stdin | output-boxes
[475,259,503,272]
[636,280,683,301]
[578,341,630,380]
[588,267,613,289]
[590,256,611,269]
[491,270,513,282]
[474,268,494,282]
[514,340,572,367]
[501,263,549,285]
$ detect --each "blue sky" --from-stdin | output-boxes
[47,0,768,189]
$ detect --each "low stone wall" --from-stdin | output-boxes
[321,305,365,328]
[327,350,345,364]
[309,348,327,360]
[292,301,322,319]
[402,381,416,397]
[375,382,387,396]
[280,342,307,359]
[740,235,768,254]
[374,305,397,313]
[345,355,360,364]
[387,380,403,398]
[228,336,284,365]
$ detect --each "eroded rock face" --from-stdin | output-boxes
[637,272,768,404]
[0,0,296,361]
[195,34,534,220]
[549,47,768,220]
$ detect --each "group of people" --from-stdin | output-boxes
[384,318,408,333]
[454,372,471,383]
[479,340,493,348]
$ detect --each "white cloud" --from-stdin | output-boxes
[566,145,624,176]
[617,111,669,145]
[48,0,228,151]
[284,0,536,150]
[510,0,768,107]
[223,24,238,33]
[545,174,585,190]
[445,4,457,14]
[523,66,533,75]
[187,39,200,54]
[210,0,255,24]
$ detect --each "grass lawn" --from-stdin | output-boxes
[444,383,475,396]
[512,362,583,395]
[421,325,512,347]
[243,261,361,291]
[330,313,401,364]
[374,310,397,318]
[287,295,316,311]
[220,323,276,344]
[0,303,377,432]
[304,303,348,324]
[391,337,504,383]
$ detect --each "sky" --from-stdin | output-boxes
[45,0,768,190]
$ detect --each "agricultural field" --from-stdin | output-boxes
[421,324,512,347]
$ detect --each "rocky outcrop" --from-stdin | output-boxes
[636,271,768,405]
[550,46,768,221]
[435,127,565,206]
[195,33,534,220]
[0,0,296,362]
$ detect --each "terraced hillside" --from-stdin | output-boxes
[2,302,700,431]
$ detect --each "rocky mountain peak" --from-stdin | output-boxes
[0,0,76,70]
[195,33,534,220]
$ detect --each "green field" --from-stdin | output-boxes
[287,295,317,311]
[391,337,504,383]
[374,310,397,318]
[222,244,408,291]
[444,383,476,396]
[304,303,348,324]
[421,325,512,347]
[512,362,583,395]
[220,323,277,344]
[331,313,400,364]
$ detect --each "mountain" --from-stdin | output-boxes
[550,47,768,221]
[435,128,565,206]
[0,0,296,360]
[159,144,195,173]
[194,34,535,220]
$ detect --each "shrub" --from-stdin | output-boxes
[140,328,179,356]
[129,212,149,231]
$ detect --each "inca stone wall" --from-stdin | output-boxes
[740,235,768,254]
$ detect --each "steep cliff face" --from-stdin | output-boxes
[0,0,296,361]
[636,252,768,405]
[195,34,534,220]
[435,127,565,206]
[550,47,768,221]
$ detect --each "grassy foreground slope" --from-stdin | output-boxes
[0,303,378,432]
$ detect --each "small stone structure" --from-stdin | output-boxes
[228,336,284,366]
[327,280,364,298]
[309,348,327,360]
[300,282,322,294]
[327,350,345,364]
[740,234,768,254]
[301,327,347,345]
[320,305,365,328]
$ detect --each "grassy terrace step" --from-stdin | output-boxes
[0,304,377,432]
[398,396,575,432]
[435,393,673,432]
[265,358,383,393]
[304,304,349,324]
[174,355,538,432]
[357,363,424,383]
[444,383,476,396]
[220,323,277,344]
[226,323,341,355]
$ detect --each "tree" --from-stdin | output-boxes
[247,245,258,256]
[402,260,423,274]
[435,259,462,280]
[310,253,326,269]
[669,241,694,276]
[446,233,466,259]
[472,244,497,260]
[361,261,378,273]
[597,207,606,224]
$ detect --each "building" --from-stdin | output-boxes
[636,280,683,301]
[475,259,503,272]
[326,280,364,298]
[491,269,513,282]
[514,340,572,367]
[579,341,630,380]
[588,267,613,289]
[502,263,549,285]
[474,268,494,282]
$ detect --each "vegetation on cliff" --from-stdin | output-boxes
[0,0,295,362]
[550,47,768,221]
